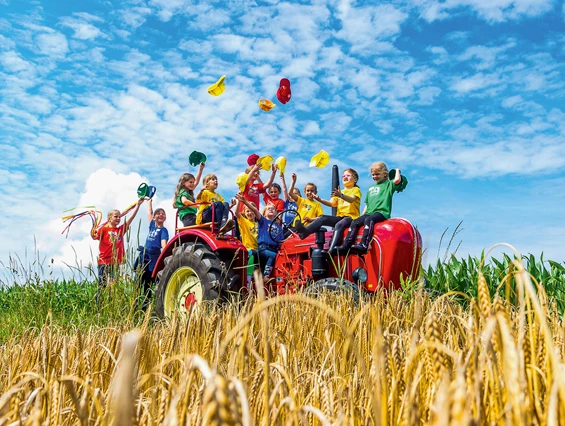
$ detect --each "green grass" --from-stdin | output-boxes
[0,276,147,343]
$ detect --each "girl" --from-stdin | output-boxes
[288,173,323,224]
[294,168,361,253]
[92,198,144,300]
[335,162,407,254]
[262,182,285,212]
[136,197,169,309]
[196,174,234,234]
[234,193,258,253]
[173,162,205,227]
[280,172,299,226]
[243,161,277,210]
[238,196,283,280]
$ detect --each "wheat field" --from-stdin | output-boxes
[1,262,565,425]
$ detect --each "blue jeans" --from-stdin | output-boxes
[258,243,278,277]
[202,202,230,225]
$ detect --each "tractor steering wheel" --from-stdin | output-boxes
[268,209,302,243]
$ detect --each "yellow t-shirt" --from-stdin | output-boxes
[196,190,225,224]
[237,215,258,250]
[332,186,362,219]
[296,196,323,224]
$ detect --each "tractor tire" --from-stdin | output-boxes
[304,277,361,304]
[155,242,229,318]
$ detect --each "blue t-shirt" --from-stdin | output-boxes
[282,199,298,225]
[144,220,169,271]
[258,217,283,248]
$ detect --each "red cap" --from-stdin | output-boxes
[247,154,259,166]
[279,78,290,88]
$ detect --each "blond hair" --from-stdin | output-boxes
[196,174,217,200]
[107,209,120,220]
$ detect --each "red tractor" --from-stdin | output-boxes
[153,177,422,318]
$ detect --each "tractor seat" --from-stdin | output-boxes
[176,223,212,233]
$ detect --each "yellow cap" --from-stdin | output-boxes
[207,75,226,96]
[256,155,273,171]
[235,172,248,192]
[309,150,330,168]
[275,156,286,174]
[258,99,275,112]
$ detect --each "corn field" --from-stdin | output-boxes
[2,261,565,425]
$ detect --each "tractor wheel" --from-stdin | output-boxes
[304,277,361,303]
[155,242,229,318]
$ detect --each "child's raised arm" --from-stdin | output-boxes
[146,197,153,222]
[194,162,205,187]
[261,164,277,191]
[235,193,261,219]
[288,173,298,201]
[393,169,401,185]
[280,172,289,201]
[125,198,145,231]
[244,164,260,187]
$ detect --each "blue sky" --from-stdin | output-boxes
[1,0,564,281]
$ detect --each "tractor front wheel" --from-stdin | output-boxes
[155,243,228,318]
[304,277,361,303]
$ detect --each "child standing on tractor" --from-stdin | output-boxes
[335,162,407,254]
[263,182,285,212]
[294,168,361,253]
[92,198,144,301]
[243,155,277,210]
[237,196,283,280]
[288,173,323,225]
[196,174,235,234]
[234,194,259,254]
[136,197,169,310]
[173,162,205,226]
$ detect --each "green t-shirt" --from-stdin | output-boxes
[364,176,408,219]
[176,188,196,220]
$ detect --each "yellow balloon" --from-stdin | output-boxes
[309,150,330,168]
[258,99,275,112]
[256,155,273,171]
[275,156,286,174]
[207,75,226,96]
[235,172,248,192]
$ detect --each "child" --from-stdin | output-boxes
[288,173,323,225]
[92,198,144,300]
[280,172,299,226]
[173,162,205,227]
[234,193,258,254]
[294,168,361,253]
[242,155,277,210]
[136,197,169,310]
[263,182,285,212]
[196,174,235,234]
[335,162,407,254]
[238,197,283,280]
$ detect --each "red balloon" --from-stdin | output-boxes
[276,78,291,104]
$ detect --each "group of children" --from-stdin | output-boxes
[92,153,408,304]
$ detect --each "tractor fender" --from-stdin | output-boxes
[151,229,247,278]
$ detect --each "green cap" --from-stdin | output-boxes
[137,183,149,198]
[189,151,207,167]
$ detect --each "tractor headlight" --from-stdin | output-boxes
[352,267,368,284]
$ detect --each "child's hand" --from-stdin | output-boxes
[144,196,152,201]
[229,198,237,208]
[271,164,277,173]
[137,198,145,205]
[279,172,284,179]
[291,173,297,182]
[393,169,401,185]
[235,193,245,202]
[199,162,205,170]
[331,188,342,198]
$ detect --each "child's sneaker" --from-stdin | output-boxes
[219,218,235,234]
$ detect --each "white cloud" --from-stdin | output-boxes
[60,16,105,40]
[35,32,68,57]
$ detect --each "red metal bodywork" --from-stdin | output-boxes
[153,218,422,296]
[270,218,422,294]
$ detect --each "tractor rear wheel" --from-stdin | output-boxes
[155,242,229,318]
[304,277,361,303]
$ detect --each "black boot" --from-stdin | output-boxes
[294,221,310,240]
[328,231,343,255]
[333,231,356,254]
[351,225,371,253]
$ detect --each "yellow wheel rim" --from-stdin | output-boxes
[164,266,203,317]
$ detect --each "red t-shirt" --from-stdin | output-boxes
[95,224,127,265]
[242,181,266,210]
[262,194,285,212]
